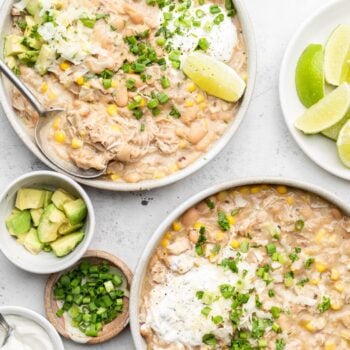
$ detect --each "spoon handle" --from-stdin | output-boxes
[0,59,45,116]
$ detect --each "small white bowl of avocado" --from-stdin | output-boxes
[0,170,95,274]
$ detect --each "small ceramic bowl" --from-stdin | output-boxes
[0,170,95,274]
[0,305,64,350]
[44,250,133,344]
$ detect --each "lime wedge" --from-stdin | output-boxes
[182,52,246,102]
[295,83,350,134]
[324,24,350,86]
[337,119,350,167]
[295,44,325,108]
[322,110,350,140]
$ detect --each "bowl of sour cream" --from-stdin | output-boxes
[0,306,64,350]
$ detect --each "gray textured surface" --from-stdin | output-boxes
[0,0,347,349]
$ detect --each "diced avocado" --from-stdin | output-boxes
[63,199,87,225]
[24,16,36,33]
[5,56,17,70]
[43,190,53,208]
[35,44,56,75]
[58,222,83,235]
[6,209,31,236]
[23,228,43,254]
[17,231,29,245]
[51,188,75,210]
[49,207,66,224]
[37,204,62,243]
[24,0,42,17]
[30,208,43,227]
[50,232,84,257]
[18,50,39,67]
[15,188,46,210]
[22,36,42,50]
[4,35,27,57]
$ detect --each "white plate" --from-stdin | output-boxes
[0,0,256,192]
[279,0,350,181]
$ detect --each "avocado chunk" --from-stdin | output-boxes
[6,209,31,236]
[37,204,65,243]
[22,36,42,50]
[15,188,46,210]
[30,208,43,227]
[43,190,53,208]
[63,199,87,225]
[50,232,84,257]
[23,228,43,254]
[24,0,42,17]
[18,50,39,67]
[51,188,75,210]
[35,44,56,75]
[4,35,27,57]
[58,222,83,235]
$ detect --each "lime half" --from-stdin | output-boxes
[337,119,350,167]
[295,44,325,108]
[295,82,350,134]
[324,24,350,86]
[322,110,350,141]
[182,52,246,102]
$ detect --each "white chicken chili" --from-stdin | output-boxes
[5,0,247,183]
[140,185,350,349]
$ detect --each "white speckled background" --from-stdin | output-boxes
[0,0,346,349]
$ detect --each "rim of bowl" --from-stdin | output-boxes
[279,0,348,180]
[130,176,350,349]
[0,0,257,192]
[0,305,65,350]
[0,170,95,274]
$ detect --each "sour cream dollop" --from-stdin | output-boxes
[0,315,55,350]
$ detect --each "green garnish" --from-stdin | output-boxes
[318,296,331,313]
[196,291,204,299]
[198,37,210,51]
[212,315,223,325]
[80,17,96,28]
[294,220,304,231]
[214,14,224,25]
[54,261,125,337]
[218,211,230,231]
[206,198,215,209]
[202,333,217,347]
[195,226,206,256]
[240,240,249,253]
[169,106,181,118]
[160,76,170,89]
[284,271,294,288]
[268,289,275,297]
[103,79,112,89]
[221,258,238,273]
[16,20,27,31]
[271,306,281,319]
[126,78,136,91]
[201,306,212,317]
[147,99,159,109]
[297,277,309,287]
[209,5,221,14]
[220,284,234,299]
[305,257,315,269]
[157,92,169,104]
[276,339,286,350]
[266,243,276,256]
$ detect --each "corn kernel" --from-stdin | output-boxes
[47,90,57,100]
[217,191,228,201]
[300,320,314,332]
[231,240,240,249]
[196,93,205,103]
[310,279,320,286]
[107,104,118,116]
[59,61,71,71]
[216,231,224,241]
[330,300,343,311]
[165,232,172,240]
[110,174,120,181]
[315,229,326,244]
[287,196,294,205]
[194,222,205,230]
[169,164,179,173]
[179,140,188,149]
[185,99,195,107]
[139,97,146,107]
[111,124,121,133]
[172,222,182,232]
[324,341,336,350]
[52,117,60,130]
[186,82,197,92]
[111,80,118,88]
[276,186,288,194]
[331,268,340,281]
[251,186,261,194]
[334,282,344,293]
[227,215,236,225]
[161,238,169,248]
[199,102,208,110]
[154,171,165,179]
[41,82,48,92]
[71,138,83,149]
[315,261,327,273]
[239,187,249,194]
[54,130,65,144]
[76,76,85,86]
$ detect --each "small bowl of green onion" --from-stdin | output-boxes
[44,250,133,344]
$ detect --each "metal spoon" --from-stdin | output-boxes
[0,313,13,347]
[0,59,106,179]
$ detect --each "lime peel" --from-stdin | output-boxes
[337,119,350,167]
